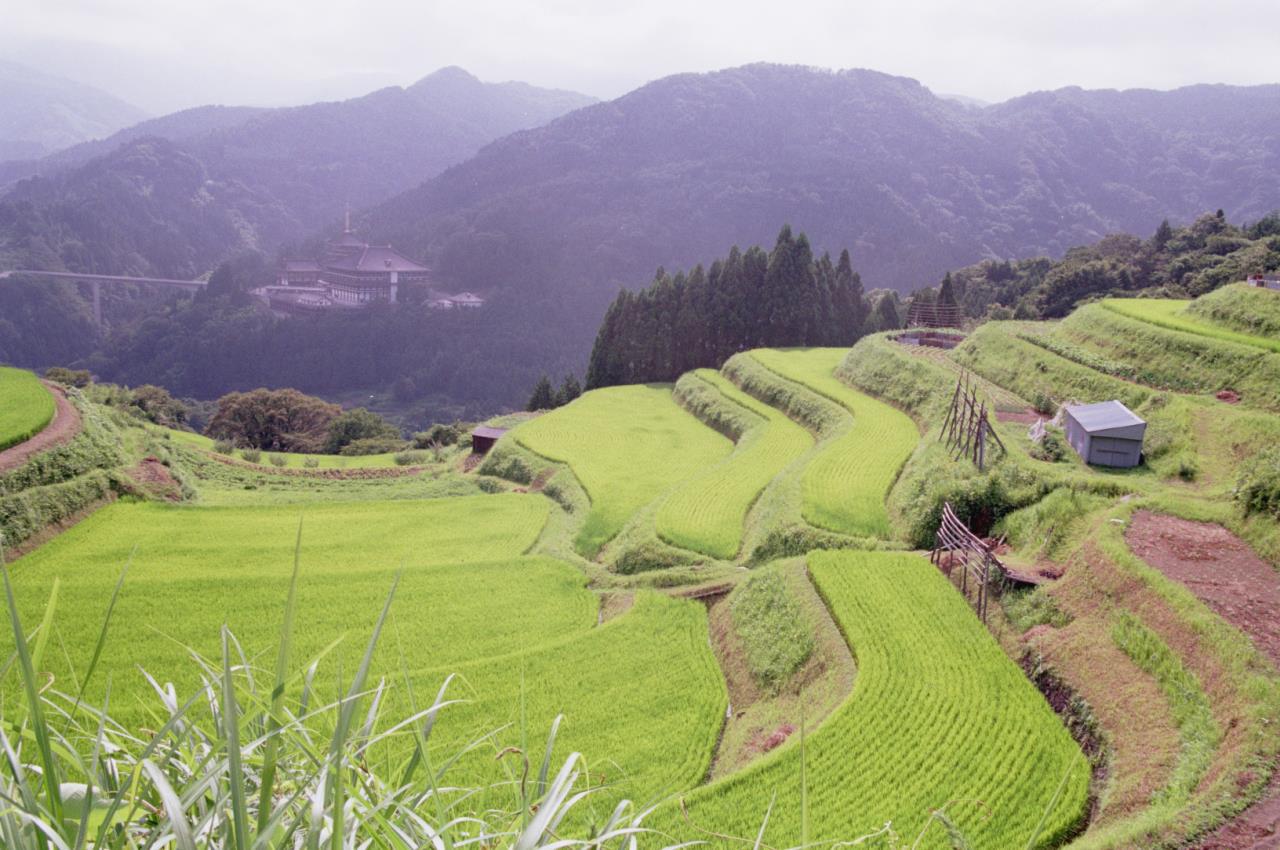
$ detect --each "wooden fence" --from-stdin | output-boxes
[930,501,1006,622]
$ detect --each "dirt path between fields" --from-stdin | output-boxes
[0,382,82,474]
[1126,510,1280,850]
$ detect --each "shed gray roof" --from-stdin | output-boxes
[472,426,508,440]
[1065,400,1145,432]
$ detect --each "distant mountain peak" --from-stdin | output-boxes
[410,66,483,90]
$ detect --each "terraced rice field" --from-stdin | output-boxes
[674,550,1091,848]
[4,494,728,804]
[750,349,917,538]
[165,428,409,468]
[0,367,55,451]
[1103,298,1280,354]
[405,592,726,802]
[656,370,813,558]
[512,384,732,556]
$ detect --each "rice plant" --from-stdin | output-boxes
[0,542,672,850]
[0,367,56,451]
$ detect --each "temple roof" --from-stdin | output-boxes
[283,260,321,271]
[324,245,429,273]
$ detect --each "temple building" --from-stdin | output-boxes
[274,213,431,307]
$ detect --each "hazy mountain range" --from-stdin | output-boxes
[0,67,596,276]
[365,64,1280,300]
[0,60,149,162]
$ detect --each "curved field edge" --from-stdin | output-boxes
[657,370,813,559]
[507,384,733,558]
[1102,297,1280,354]
[0,367,56,451]
[748,348,918,539]
[667,550,1090,848]
[1053,500,1280,849]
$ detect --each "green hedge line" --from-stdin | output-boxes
[0,471,114,551]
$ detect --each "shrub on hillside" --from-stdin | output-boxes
[129,384,188,427]
[240,448,262,463]
[339,436,408,456]
[303,456,319,468]
[44,366,91,387]
[213,438,235,454]
[268,453,287,467]
[394,450,427,466]
[413,422,464,448]
[1236,446,1280,519]
[325,407,400,453]
[730,570,813,690]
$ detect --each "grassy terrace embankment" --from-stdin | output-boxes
[673,550,1090,848]
[656,369,812,559]
[511,384,733,557]
[749,348,918,538]
[0,367,55,451]
[1103,296,1280,353]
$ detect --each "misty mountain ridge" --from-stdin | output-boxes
[0,60,148,162]
[364,63,1280,302]
[0,66,597,277]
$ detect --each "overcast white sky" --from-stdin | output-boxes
[4,0,1279,113]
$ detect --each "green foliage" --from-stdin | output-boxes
[939,212,1280,321]
[339,436,409,456]
[213,437,234,453]
[729,568,813,690]
[413,421,464,447]
[325,406,400,453]
[837,333,955,421]
[1187,282,1280,339]
[658,370,812,559]
[511,384,732,557]
[557,373,583,406]
[527,374,556,411]
[0,367,55,451]
[671,551,1090,847]
[1030,428,1067,462]
[128,383,188,427]
[393,449,427,466]
[752,348,918,538]
[1112,613,1219,807]
[1236,446,1280,518]
[268,453,287,467]
[1103,298,1280,354]
[586,227,868,388]
[43,366,91,388]
[206,387,341,452]
[240,448,261,463]
[1003,588,1072,632]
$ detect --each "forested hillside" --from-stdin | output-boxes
[929,211,1280,320]
[0,67,595,277]
[365,64,1280,304]
[0,60,147,162]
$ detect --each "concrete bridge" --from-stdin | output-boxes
[0,269,207,325]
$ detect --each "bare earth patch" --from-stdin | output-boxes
[0,382,82,474]
[1127,511,1280,850]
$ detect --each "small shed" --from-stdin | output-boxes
[470,426,508,455]
[1062,401,1146,468]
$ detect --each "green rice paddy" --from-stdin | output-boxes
[0,367,55,451]
[1102,297,1280,354]
[749,348,917,538]
[511,384,733,556]
[656,370,813,558]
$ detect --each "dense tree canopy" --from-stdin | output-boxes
[585,227,868,388]
[205,387,341,452]
[920,212,1280,322]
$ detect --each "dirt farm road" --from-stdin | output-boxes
[0,382,83,474]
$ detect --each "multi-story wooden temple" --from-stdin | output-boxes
[276,212,431,306]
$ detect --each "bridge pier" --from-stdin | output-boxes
[92,280,102,326]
